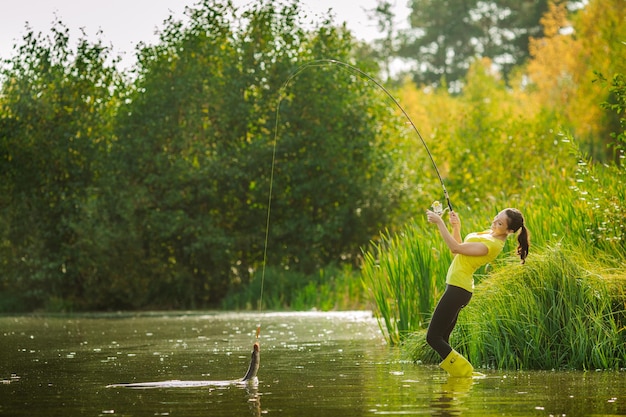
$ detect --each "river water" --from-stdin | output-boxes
[1,311,624,416]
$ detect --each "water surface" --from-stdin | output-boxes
[1,311,624,416]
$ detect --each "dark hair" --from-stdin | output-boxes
[505,208,530,264]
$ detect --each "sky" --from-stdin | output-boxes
[0,0,410,70]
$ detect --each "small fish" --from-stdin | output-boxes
[241,342,260,381]
[107,342,260,389]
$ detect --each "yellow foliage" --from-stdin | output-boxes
[521,0,626,157]
[526,2,582,111]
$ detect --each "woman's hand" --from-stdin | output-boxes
[426,209,445,225]
[449,211,461,227]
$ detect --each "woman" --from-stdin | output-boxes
[425,207,529,377]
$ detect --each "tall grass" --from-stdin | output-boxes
[361,223,451,345]
[457,246,625,370]
[403,245,626,370]
[521,134,626,263]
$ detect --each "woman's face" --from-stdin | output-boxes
[491,211,512,237]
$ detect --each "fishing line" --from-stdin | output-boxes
[256,58,452,337]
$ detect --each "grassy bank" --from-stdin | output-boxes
[402,245,625,370]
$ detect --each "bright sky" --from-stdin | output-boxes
[0,0,410,69]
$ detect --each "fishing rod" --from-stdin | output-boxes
[257,58,453,332]
[274,58,452,211]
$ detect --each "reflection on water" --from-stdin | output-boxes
[1,311,624,417]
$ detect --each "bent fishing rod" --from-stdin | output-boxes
[274,58,453,212]
[257,58,453,325]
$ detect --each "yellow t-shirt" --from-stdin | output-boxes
[445,230,505,292]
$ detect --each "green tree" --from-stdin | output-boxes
[111,0,407,308]
[112,0,243,308]
[0,21,123,310]
[398,0,554,87]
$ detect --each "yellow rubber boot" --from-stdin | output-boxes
[440,349,474,377]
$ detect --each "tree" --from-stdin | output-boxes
[572,0,626,161]
[366,0,399,81]
[112,0,407,307]
[0,0,419,311]
[398,0,553,88]
[0,20,123,310]
[521,0,626,161]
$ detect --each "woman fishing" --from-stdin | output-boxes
[425,207,530,377]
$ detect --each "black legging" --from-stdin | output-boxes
[426,284,473,360]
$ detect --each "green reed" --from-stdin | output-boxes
[361,222,451,345]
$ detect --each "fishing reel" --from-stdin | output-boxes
[431,200,449,216]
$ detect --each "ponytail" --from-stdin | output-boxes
[505,208,530,264]
[516,225,530,264]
